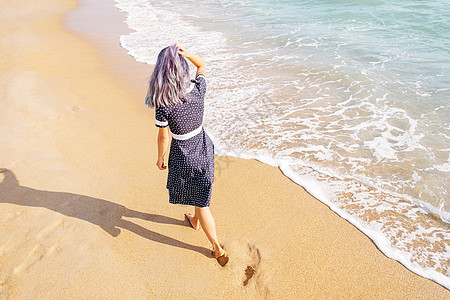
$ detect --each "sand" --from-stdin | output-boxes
[0,0,448,298]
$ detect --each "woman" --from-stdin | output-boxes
[146,44,229,267]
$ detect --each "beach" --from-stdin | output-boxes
[0,0,448,298]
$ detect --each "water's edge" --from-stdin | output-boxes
[211,141,450,289]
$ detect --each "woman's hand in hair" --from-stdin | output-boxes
[176,43,206,75]
[176,43,188,57]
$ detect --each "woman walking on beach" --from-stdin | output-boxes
[146,44,229,267]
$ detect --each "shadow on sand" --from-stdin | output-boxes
[0,168,210,257]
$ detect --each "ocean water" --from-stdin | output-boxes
[114,0,450,288]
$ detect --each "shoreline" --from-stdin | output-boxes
[0,0,448,298]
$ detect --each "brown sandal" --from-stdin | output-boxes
[211,245,229,267]
[215,252,229,267]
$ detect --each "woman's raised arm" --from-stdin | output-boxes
[176,43,206,77]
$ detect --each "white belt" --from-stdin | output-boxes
[171,124,203,140]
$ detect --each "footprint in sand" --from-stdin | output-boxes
[68,106,80,113]
[13,243,46,274]
[242,243,261,286]
[36,219,65,240]
[223,241,263,287]
[243,265,256,286]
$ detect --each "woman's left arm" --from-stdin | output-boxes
[157,127,170,170]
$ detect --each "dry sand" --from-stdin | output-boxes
[0,0,448,298]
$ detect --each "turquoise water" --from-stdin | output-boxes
[115,0,450,288]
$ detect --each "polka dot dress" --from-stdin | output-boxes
[155,74,214,207]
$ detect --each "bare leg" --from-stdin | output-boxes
[195,206,225,257]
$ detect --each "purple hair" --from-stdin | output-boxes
[145,44,190,108]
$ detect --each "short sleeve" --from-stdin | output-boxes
[155,107,168,128]
[195,74,207,98]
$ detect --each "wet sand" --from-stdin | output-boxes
[0,0,448,298]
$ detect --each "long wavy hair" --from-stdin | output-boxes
[145,44,190,108]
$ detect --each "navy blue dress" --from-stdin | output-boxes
[155,74,215,207]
